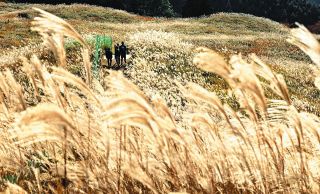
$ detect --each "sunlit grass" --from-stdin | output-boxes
[0,6,320,193]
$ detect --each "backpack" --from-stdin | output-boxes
[120,45,126,54]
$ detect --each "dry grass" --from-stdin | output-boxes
[1,6,320,194]
[1,3,317,116]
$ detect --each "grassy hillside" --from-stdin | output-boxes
[1,3,320,193]
[0,3,317,115]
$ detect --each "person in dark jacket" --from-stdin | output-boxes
[119,42,127,65]
[114,43,120,66]
[105,47,113,67]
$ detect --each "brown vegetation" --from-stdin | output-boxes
[0,7,320,194]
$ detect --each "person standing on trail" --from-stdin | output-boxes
[114,43,120,66]
[120,42,127,65]
[105,47,113,67]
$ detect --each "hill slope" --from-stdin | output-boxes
[0,3,318,115]
[1,4,320,193]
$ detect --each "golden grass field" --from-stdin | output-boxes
[0,2,320,193]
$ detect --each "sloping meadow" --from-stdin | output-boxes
[0,8,320,194]
[125,30,214,118]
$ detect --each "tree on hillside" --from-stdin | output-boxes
[286,0,320,24]
[149,0,175,16]
[253,0,319,24]
[211,0,230,12]
[182,0,212,17]
[169,0,186,15]
[127,0,174,16]
[128,0,147,15]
